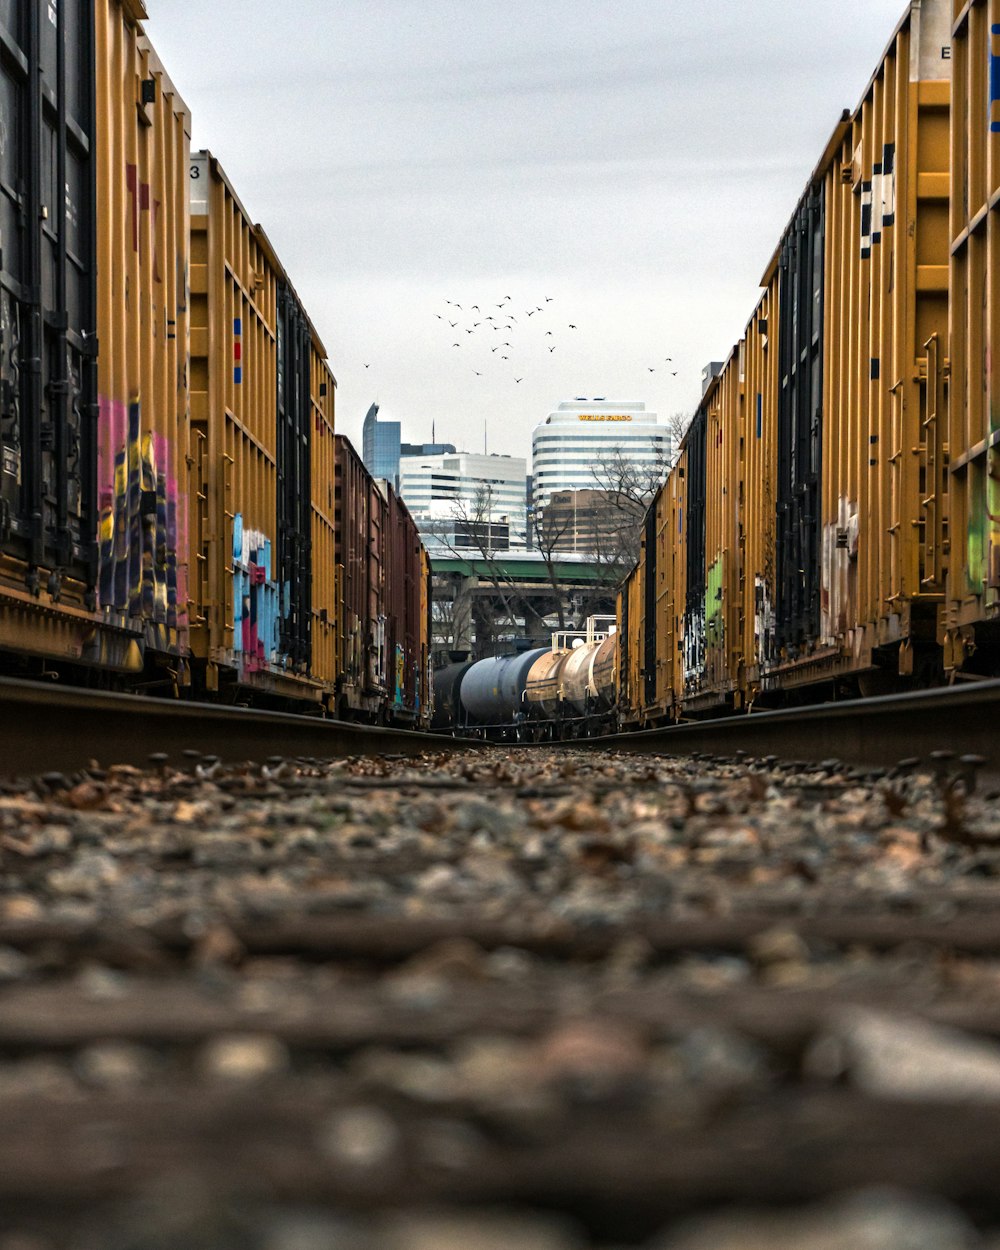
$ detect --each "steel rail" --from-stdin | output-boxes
[0,676,483,777]
[560,679,1000,780]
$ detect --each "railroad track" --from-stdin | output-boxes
[4,744,1000,1245]
[0,675,480,777]
[583,678,1000,781]
[2,673,999,782]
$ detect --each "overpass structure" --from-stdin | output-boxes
[430,550,619,658]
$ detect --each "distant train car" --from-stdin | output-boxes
[431,659,474,731]
[334,435,431,725]
[447,618,618,740]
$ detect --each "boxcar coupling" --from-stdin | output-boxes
[618,0,987,729]
[0,1,430,728]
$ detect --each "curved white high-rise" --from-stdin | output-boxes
[532,399,670,510]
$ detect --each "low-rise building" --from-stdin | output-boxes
[398,451,528,553]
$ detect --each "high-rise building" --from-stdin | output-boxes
[361,403,401,488]
[398,451,528,553]
[531,399,670,510]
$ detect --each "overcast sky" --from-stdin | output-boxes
[148,0,907,461]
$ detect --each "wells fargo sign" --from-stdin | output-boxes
[578,414,632,422]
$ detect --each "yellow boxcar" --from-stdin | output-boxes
[0,2,189,678]
[740,284,780,705]
[96,7,191,673]
[649,462,684,721]
[310,345,338,696]
[945,0,1000,672]
[188,152,337,706]
[696,345,744,713]
[817,3,951,689]
[618,557,645,729]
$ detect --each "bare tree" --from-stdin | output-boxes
[585,444,671,579]
[666,410,692,461]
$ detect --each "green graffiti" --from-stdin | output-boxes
[706,555,724,648]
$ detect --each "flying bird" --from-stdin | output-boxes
[568,324,577,329]
[453,343,461,347]
[544,331,553,336]
[501,356,509,360]
[514,377,523,383]
[671,371,678,376]
[545,296,554,302]
[474,370,482,375]
[648,367,655,372]
[526,311,535,317]
[434,314,443,320]
[471,305,480,312]
[548,346,556,353]
[466,329,475,334]
[364,363,370,369]
[491,346,499,352]
[449,321,458,327]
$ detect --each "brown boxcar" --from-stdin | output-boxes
[945,0,1000,674]
[385,488,422,723]
[335,434,387,720]
[334,434,431,724]
[188,152,336,706]
[419,547,432,727]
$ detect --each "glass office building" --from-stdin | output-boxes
[362,403,402,488]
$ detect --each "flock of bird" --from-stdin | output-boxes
[360,294,681,390]
[428,295,679,386]
[429,294,578,385]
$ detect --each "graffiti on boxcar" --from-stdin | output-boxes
[754,575,775,668]
[683,607,706,694]
[232,514,282,672]
[394,643,405,707]
[98,398,186,639]
[705,556,724,648]
[821,498,859,642]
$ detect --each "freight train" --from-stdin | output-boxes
[620,0,1000,728]
[433,617,619,740]
[0,1,430,726]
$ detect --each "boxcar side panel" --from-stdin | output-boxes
[96,12,190,663]
[946,0,1000,670]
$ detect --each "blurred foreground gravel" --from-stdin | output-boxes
[3,746,1000,1247]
